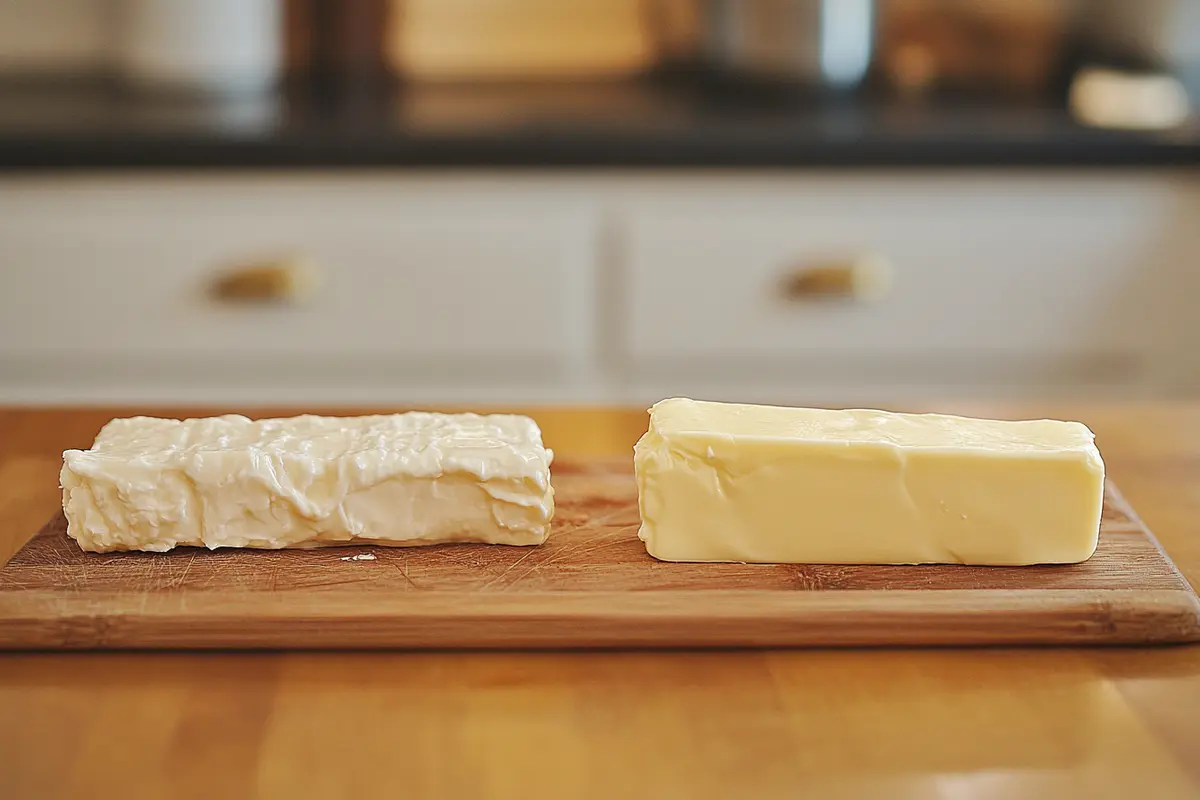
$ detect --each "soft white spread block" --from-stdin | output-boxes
[61,413,554,553]
[634,398,1105,566]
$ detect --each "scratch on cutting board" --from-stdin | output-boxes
[340,552,377,562]
[167,551,198,590]
[391,557,419,591]
[477,547,539,591]
[484,506,633,590]
[475,510,604,592]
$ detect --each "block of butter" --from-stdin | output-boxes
[61,413,554,553]
[634,398,1105,566]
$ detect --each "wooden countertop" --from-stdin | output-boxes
[2,404,1199,798]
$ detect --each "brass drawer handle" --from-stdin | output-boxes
[208,257,317,305]
[780,255,893,303]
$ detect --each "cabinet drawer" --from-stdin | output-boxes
[620,177,1192,383]
[0,179,594,378]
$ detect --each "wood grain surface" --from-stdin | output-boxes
[2,405,1200,798]
[1,463,1198,649]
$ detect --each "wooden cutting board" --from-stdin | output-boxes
[1,459,1198,649]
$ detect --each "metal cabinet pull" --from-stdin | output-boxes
[208,257,317,305]
[780,254,893,303]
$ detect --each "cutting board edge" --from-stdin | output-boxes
[2,587,1198,650]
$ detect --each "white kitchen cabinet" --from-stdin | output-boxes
[619,175,1200,394]
[0,177,597,401]
[0,172,1196,404]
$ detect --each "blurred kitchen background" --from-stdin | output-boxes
[1,0,1199,406]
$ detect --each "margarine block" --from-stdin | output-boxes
[61,413,554,553]
[634,398,1105,566]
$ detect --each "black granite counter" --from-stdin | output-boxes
[1,79,1198,170]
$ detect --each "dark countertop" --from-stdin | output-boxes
[1,78,1198,170]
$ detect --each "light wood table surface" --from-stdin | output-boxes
[1,404,1199,799]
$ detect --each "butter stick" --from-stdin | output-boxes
[633,398,1105,565]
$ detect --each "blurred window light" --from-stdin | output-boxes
[1069,67,1191,130]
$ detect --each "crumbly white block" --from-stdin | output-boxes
[61,413,555,553]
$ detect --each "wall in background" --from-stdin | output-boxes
[0,0,109,75]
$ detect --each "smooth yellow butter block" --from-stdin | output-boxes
[633,398,1105,565]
